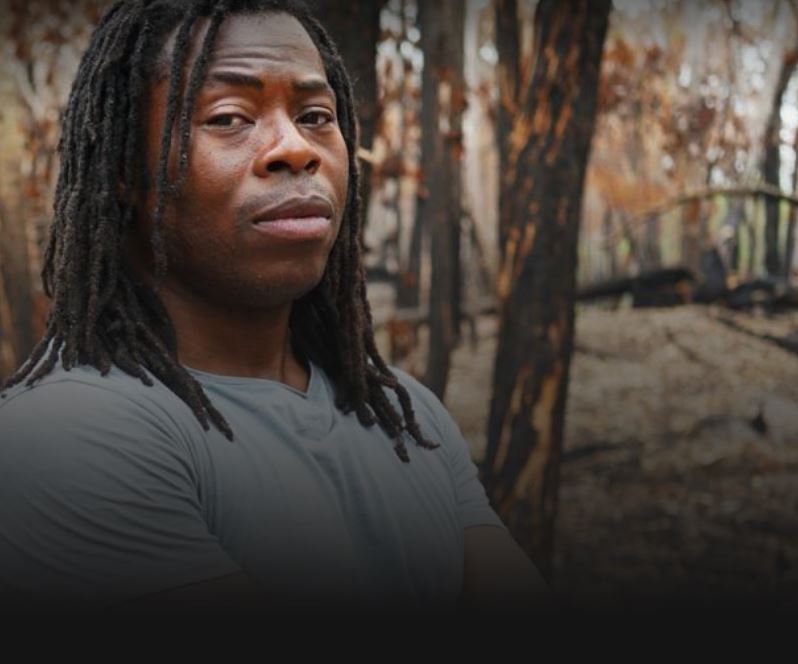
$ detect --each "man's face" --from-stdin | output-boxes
[134,11,349,312]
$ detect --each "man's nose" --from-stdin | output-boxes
[252,114,322,177]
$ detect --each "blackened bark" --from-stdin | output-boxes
[481,0,611,579]
[397,209,424,309]
[416,0,465,400]
[495,0,520,257]
[396,1,422,311]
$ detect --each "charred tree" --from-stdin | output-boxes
[495,0,521,258]
[481,0,611,580]
[415,0,465,399]
[396,1,423,311]
[396,203,424,309]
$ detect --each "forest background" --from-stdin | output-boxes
[3,0,798,607]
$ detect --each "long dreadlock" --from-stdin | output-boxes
[1,0,440,463]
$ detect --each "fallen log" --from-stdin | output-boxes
[577,267,696,308]
[578,268,798,312]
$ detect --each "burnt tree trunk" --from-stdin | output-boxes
[308,0,385,239]
[481,0,611,580]
[397,205,424,308]
[417,0,465,399]
[495,0,521,258]
[762,49,798,277]
[396,0,423,310]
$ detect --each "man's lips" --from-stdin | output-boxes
[250,195,333,224]
[249,194,334,241]
[251,215,332,240]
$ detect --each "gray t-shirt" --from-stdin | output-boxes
[0,356,506,608]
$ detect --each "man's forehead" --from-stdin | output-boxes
[157,11,326,81]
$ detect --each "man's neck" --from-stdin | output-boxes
[157,283,310,392]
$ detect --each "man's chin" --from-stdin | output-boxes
[216,274,327,311]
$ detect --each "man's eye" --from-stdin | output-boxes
[206,114,248,128]
[300,110,334,126]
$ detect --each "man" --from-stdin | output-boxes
[0,0,550,608]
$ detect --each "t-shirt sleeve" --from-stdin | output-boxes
[0,379,242,608]
[433,397,508,531]
[390,367,507,531]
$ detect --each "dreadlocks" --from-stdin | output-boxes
[1,0,439,463]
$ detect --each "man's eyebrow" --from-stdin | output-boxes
[292,78,335,97]
[206,71,264,89]
[205,71,335,98]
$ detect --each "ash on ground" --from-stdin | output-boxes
[386,303,798,607]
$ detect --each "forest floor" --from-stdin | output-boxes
[374,295,798,608]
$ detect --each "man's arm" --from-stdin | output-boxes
[458,525,553,608]
[0,380,246,608]
[116,529,553,609]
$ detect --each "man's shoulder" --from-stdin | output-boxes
[0,362,196,441]
[2,361,168,407]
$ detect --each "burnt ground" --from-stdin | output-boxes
[375,299,798,608]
